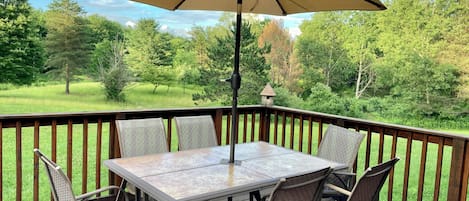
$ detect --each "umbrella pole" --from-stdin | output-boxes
[229,0,243,164]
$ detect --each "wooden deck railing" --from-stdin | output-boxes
[0,105,467,201]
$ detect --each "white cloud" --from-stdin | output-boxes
[160,25,168,31]
[288,27,301,38]
[125,21,136,27]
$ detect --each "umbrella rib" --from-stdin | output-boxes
[274,0,287,15]
[285,0,309,14]
[174,0,187,10]
[364,0,386,10]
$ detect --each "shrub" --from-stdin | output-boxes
[100,40,132,102]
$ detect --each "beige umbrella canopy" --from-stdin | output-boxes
[132,0,386,163]
[133,0,386,15]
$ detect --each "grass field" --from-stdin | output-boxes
[0,82,213,114]
[0,82,468,200]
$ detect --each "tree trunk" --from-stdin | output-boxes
[355,62,363,99]
[65,63,70,95]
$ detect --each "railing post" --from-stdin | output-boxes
[259,107,271,142]
[215,109,223,145]
[447,138,468,201]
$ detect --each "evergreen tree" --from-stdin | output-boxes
[44,0,91,94]
[194,21,270,105]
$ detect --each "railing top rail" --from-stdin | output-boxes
[0,105,264,128]
[0,104,466,141]
[270,106,469,141]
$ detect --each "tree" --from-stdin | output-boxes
[87,15,124,78]
[100,39,132,102]
[125,19,175,93]
[44,0,91,94]
[436,1,469,100]
[342,12,379,99]
[0,0,45,85]
[194,21,270,105]
[295,12,353,96]
[259,20,301,93]
[375,0,459,105]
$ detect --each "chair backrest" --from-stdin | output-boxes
[174,115,218,151]
[347,158,400,201]
[317,125,364,171]
[116,118,169,157]
[34,149,76,201]
[268,167,332,201]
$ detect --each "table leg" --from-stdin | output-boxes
[249,190,261,201]
[136,188,142,201]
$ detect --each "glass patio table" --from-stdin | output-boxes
[104,141,346,201]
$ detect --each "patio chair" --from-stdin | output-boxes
[34,148,123,201]
[325,157,400,201]
[253,167,332,201]
[116,118,169,201]
[174,115,218,151]
[116,118,169,157]
[317,125,364,200]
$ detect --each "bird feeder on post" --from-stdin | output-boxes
[260,83,276,107]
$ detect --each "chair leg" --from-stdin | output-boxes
[249,191,261,201]
[115,180,128,201]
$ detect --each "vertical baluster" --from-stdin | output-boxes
[447,138,467,201]
[33,121,40,201]
[250,112,255,142]
[365,127,372,169]
[167,117,172,151]
[460,141,469,201]
[378,128,384,164]
[16,121,23,201]
[67,119,73,180]
[298,115,303,152]
[273,111,278,145]
[225,114,231,145]
[281,112,286,147]
[243,113,247,142]
[96,118,102,190]
[388,130,398,201]
[317,120,323,150]
[433,137,444,201]
[215,110,223,145]
[82,119,89,194]
[417,135,428,201]
[289,114,294,149]
[402,132,413,201]
[307,117,313,154]
[16,121,22,201]
[51,120,57,201]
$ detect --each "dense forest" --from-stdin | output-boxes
[1,0,468,128]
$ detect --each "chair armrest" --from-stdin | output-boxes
[330,171,356,190]
[76,185,121,201]
[325,183,352,197]
[333,171,356,176]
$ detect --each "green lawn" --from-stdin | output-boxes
[0,82,212,114]
[0,82,467,201]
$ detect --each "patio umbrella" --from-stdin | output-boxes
[132,0,386,163]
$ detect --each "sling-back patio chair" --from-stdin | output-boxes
[116,118,169,157]
[325,157,400,201]
[34,148,123,201]
[317,125,364,200]
[116,118,169,201]
[254,167,332,201]
[174,115,218,151]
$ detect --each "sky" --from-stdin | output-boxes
[30,0,313,37]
